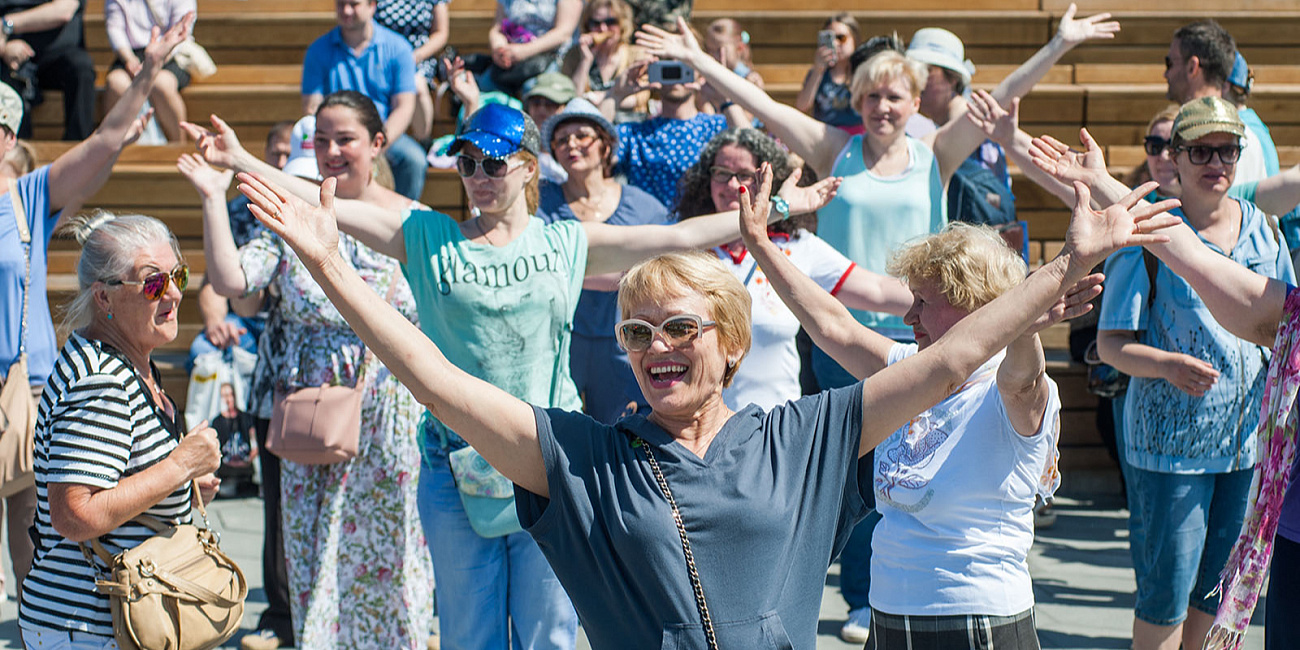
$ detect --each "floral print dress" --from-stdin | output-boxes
[240,230,433,649]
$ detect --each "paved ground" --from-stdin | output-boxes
[0,492,1267,649]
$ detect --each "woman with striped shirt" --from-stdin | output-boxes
[17,213,221,650]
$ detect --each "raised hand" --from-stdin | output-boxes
[737,163,775,247]
[965,90,1019,148]
[238,171,340,269]
[444,56,480,108]
[1055,3,1120,46]
[1063,181,1182,273]
[181,114,248,170]
[1029,128,1108,188]
[635,16,705,63]
[141,12,194,75]
[177,153,235,199]
[777,168,841,215]
[1025,273,1104,335]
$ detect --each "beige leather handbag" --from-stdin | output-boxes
[83,484,247,650]
[0,178,36,498]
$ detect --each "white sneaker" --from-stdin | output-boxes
[839,607,871,644]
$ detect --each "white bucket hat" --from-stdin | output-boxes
[906,28,976,85]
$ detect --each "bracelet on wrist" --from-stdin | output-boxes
[770,195,791,221]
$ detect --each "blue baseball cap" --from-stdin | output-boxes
[1228,51,1252,93]
[449,104,541,158]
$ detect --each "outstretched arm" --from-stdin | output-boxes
[47,16,192,214]
[1031,129,1288,345]
[736,169,896,379]
[851,182,1179,456]
[965,89,1077,206]
[182,116,409,261]
[927,4,1119,184]
[178,154,248,297]
[636,17,851,177]
[582,169,842,275]
[237,173,548,496]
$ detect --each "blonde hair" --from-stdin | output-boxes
[887,223,1026,312]
[58,211,182,331]
[618,251,752,386]
[2,140,36,177]
[849,50,927,113]
[515,150,541,215]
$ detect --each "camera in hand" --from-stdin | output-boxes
[648,61,695,85]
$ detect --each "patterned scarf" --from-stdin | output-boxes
[1206,287,1300,649]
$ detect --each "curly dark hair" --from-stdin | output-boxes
[674,129,813,236]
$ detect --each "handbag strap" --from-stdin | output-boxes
[9,177,30,359]
[141,0,168,30]
[79,481,209,575]
[629,435,719,650]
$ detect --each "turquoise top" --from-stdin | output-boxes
[1239,107,1280,178]
[402,211,588,442]
[816,135,945,336]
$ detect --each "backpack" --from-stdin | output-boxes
[948,155,1017,228]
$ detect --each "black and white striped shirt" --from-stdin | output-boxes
[18,333,191,637]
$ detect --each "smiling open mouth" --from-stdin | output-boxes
[648,364,688,384]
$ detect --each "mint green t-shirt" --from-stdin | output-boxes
[402,211,588,441]
[817,135,945,336]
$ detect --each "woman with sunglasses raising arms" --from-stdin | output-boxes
[0,17,191,626]
[232,151,1177,649]
[179,90,435,650]
[990,97,1294,650]
[186,102,837,649]
[16,211,224,650]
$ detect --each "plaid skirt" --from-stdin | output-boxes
[866,608,1040,650]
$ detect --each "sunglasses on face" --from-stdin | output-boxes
[456,154,518,178]
[616,314,716,352]
[1175,143,1242,165]
[587,17,619,29]
[832,33,850,44]
[553,130,599,150]
[1164,56,1174,70]
[709,166,759,187]
[107,264,189,301]
[1143,136,1171,156]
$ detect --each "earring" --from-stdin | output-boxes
[107,312,114,320]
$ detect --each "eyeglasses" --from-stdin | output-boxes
[587,17,619,29]
[456,155,519,178]
[1164,56,1174,70]
[1174,143,1242,165]
[106,264,189,301]
[709,166,759,187]
[552,130,599,150]
[1143,136,1170,156]
[615,314,716,352]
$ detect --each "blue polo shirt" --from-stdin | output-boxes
[1099,198,1295,473]
[301,24,416,121]
[615,114,728,209]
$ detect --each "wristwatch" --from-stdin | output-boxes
[769,195,791,221]
[1,18,14,38]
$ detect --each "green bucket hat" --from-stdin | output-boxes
[1172,96,1246,146]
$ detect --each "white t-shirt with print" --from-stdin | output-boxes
[869,343,1062,617]
[716,231,853,411]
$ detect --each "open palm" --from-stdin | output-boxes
[237,172,340,269]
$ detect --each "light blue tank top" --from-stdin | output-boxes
[817,135,945,335]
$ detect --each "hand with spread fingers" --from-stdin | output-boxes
[1062,180,1181,274]
[237,172,340,270]
[635,16,705,66]
[181,114,249,171]
[1025,273,1104,335]
[1029,128,1109,190]
[965,90,1019,149]
[777,168,841,216]
[1054,3,1121,47]
[141,12,194,77]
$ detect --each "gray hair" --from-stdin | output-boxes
[58,211,181,331]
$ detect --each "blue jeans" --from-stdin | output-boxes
[23,628,117,649]
[418,446,578,650]
[387,134,428,201]
[813,345,880,611]
[1127,466,1253,625]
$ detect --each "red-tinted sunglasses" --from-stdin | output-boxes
[106,264,189,300]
